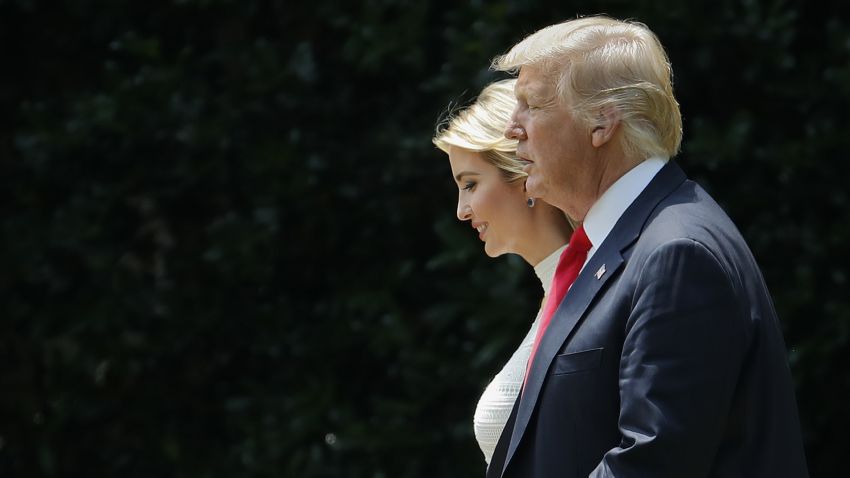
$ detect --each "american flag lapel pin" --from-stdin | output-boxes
[595,264,606,280]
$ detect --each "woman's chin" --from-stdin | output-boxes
[483,243,506,258]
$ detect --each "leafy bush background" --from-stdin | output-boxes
[2,0,848,476]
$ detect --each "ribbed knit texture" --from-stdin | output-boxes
[473,244,566,465]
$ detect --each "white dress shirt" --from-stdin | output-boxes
[582,157,668,268]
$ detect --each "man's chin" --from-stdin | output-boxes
[525,180,544,200]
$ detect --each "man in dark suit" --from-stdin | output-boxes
[487,16,809,477]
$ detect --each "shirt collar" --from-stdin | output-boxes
[583,157,668,259]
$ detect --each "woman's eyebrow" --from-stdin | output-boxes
[454,171,481,182]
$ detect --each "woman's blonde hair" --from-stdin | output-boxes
[433,79,526,182]
[492,16,682,160]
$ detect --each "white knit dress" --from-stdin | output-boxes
[473,245,567,465]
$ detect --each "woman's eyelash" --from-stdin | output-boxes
[463,182,476,191]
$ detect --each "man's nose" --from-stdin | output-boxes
[505,118,526,140]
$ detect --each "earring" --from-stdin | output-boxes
[527,198,535,208]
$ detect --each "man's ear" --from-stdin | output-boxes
[591,106,620,148]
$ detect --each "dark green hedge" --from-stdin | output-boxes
[2,0,847,476]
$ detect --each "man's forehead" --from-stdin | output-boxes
[516,65,556,98]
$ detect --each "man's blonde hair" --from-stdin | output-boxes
[492,16,682,160]
[433,79,526,182]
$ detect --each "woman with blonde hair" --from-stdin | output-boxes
[433,79,573,466]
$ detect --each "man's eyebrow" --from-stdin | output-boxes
[515,85,529,100]
[526,86,550,101]
[516,87,547,104]
[454,171,481,182]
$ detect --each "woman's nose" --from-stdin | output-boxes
[457,201,472,221]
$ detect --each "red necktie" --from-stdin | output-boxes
[525,225,592,386]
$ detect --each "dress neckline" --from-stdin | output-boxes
[533,244,568,297]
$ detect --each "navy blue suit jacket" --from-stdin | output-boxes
[486,161,808,478]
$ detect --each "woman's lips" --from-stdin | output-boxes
[473,222,488,240]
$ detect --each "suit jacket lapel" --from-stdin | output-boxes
[499,161,687,477]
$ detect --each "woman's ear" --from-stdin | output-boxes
[591,106,620,148]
